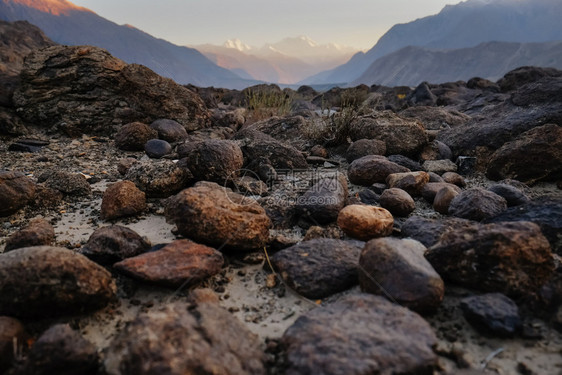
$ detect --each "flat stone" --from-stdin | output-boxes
[80,225,151,264]
[422,159,458,174]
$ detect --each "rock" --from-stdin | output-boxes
[0,171,35,216]
[4,218,55,252]
[8,139,47,153]
[271,239,363,299]
[369,182,387,195]
[234,129,308,170]
[486,123,562,184]
[428,172,444,182]
[114,239,223,288]
[182,140,244,184]
[399,106,471,131]
[144,139,172,159]
[125,160,191,197]
[228,174,268,196]
[426,221,554,296]
[358,189,379,205]
[420,140,453,161]
[19,324,98,375]
[401,216,471,248]
[379,188,415,217]
[511,76,562,107]
[80,225,151,264]
[0,246,116,318]
[104,302,265,375]
[386,171,429,196]
[433,185,460,215]
[114,122,158,151]
[165,182,271,250]
[408,82,437,106]
[387,154,424,171]
[359,238,444,313]
[245,115,312,151]
[32,185,63,209]
[185,126,236,143]
[0,108,27,136]
[0,316,26,373]
[346,139,386,162]
[44,171,91,196]
[442,172,466,187]
[460,293,521,337]
[349,111,429,156]
[101,181,146,220]
[485,198,562,255]
[150,118,188,143]
[13,45,209,135]
[310,145,328,158]
[348,155,410,186]
[296,175,348,224]
[422,159,458,174]
[487,184,529,207]
[497,66,562,92]
[117,157,137,175]
[421,182,462,204]
[337,205,394,241]
[456,156,477,175]
[282,294,438,375]
[449,188,507,221]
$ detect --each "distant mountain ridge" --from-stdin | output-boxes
[303,0,562,85]
[0,0,256,88]
[194,36,357,84]
[351,40,562,87]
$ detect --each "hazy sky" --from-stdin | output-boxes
[70,0,464,50]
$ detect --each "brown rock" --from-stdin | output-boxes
[125,160,191,198]
[419,140,453,161]
[101,181,146,220]
[0,316,26,373]
[379,188,415,217]
[13,45,210,135]
[422,159,458,174]
[337,205,394,241]
[282,294,438,375]
[271,239,363,299]
[486,123,562,184]
[426,221,554,296]
[114,239,224,288]
[348,155,410,186]
[150,118,188,143]
[183,140,244,184]
[449,188,507,221]
[104,302,265,375]
[117,158,137,176]
[433,185,460,214]
[80,225,151,264]
[386,171,429,196]
[165,182,271,250]
[442,172,466,187]
[31,185,63,209]
[359,238,444,313]
[44,171,91,196]
[19,324,98,375]
[346,138,387,163]
[310,145,328,158]
[114,122,158,151]
[349,111,429,156]
[0,246,116,318]
[422,182,462,204]
[4,218,55,252]
[0,171,35,216]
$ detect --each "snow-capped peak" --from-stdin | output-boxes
[223,39,252,52]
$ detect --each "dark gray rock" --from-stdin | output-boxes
[271,238,363,299]
[0,246,116,318]
[449,188,507,221]
[387,154,424,171]
[401,216,471,248]
[460,293,521,337]
[144,139,172,159]
[282,294,438,375]
[150,118,188,143]
[80,225,151,264]
[296,175,348,224]
[182,139,244,184]
[358,189,380,205]
[359,238,444,313]
[488,184,530,207]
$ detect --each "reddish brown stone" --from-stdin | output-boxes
[4,218,55,252]
[337,205,394,241]
[101,180,146,220]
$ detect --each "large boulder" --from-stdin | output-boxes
[0,246,116,318]
[282,294,438,375]
[486,123,562,184]
[349,111,429,156]
[426,222,554,296]
[270,239,363,299]
[13,45,210,135]
[348,155,410,186]
[165,182,271,251]
[0,171,35,217]
[359,238,444,313]
[104,302,265,375]
[182,140,244,184]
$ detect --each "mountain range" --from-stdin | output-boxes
[0,0,256,89]
[303,0,562,86]
[193,37,357,84]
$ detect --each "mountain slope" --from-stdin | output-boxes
[0,0,256,88]
[351,41,562,87]
[303,0,562,85]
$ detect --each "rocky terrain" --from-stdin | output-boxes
[1,21,562,375]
